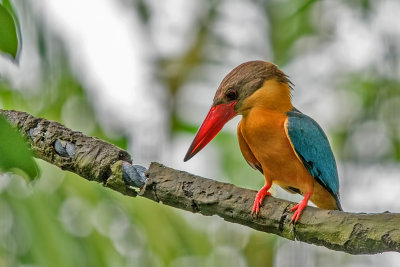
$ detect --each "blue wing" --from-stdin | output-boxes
[286,108,341,208]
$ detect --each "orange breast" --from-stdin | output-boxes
[239,108,315,196]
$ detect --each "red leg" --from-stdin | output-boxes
[290,192,311,223]
[252,184,271,215]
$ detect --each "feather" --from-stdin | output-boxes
[285,108,342,210]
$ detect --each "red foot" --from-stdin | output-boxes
[290,192,311,223]
[252,184,271,215]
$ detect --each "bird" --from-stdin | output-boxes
[183,60,342,222]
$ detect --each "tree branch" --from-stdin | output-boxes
[1,109,399,255]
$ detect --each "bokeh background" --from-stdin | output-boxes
[1,0,400,266]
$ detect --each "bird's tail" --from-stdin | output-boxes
[334,194,343,211]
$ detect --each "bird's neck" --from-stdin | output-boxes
[238,79,293,117]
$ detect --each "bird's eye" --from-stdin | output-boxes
[226,90,238,101]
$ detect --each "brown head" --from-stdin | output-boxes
[184,60,292,161]
[213,60,291,111]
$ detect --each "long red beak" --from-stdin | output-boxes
[184,101,237,162]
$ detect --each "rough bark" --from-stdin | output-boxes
[1,109,400,255]
[0,109,135,195]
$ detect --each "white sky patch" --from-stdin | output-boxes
[147,0,205,58]
[36,0,150,119]
[33,0,167,165]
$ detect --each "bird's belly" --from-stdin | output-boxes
[261,152,314,194]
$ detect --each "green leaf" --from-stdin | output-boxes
[2,0,22,49]
[0,2,20,60]
[0,115,38,179]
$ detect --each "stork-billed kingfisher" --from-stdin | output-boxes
[184,60,342,222]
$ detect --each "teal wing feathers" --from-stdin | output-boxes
[286,108,342,210]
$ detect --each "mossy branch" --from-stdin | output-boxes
[1,109,400,255]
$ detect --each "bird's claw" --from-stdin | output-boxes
[289,192,311,223]
[251,199,263,215]
[251,186,271,216]
[290,204,302,223]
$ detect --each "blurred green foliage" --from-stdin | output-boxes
[267,0,319,65]
[333,73,400,162]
